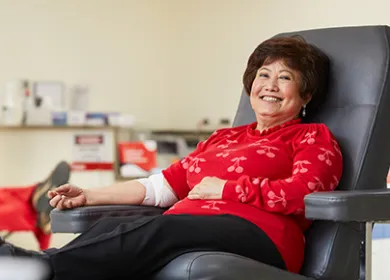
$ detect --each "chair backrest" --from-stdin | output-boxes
[233,25,390,279]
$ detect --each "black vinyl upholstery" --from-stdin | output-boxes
[233,25,390,279]
[51,25,390,280]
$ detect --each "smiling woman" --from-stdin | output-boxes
[243,36,330,131]
[250,60,304,131]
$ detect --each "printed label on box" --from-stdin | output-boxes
[118,141,157,177]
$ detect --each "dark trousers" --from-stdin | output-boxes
[46,214,286,280]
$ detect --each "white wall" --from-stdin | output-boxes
[0,0,175,129]
[1,0,390,129]
[164,0,390,128]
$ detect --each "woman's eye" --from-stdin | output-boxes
[259,73,269,78]
[279,75,291,80]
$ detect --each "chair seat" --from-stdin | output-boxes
[153,252,314,280]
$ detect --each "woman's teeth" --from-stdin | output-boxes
[261,96,282,102]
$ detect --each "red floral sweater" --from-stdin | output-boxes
[162,119,343,273]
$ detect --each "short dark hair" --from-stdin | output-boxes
[243,36,330,117]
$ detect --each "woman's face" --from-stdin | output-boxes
[250,59,311,125]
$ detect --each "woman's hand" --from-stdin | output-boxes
[48,184,88,210]
[188,177,227,200]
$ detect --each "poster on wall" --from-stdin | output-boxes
[71,131,114,171]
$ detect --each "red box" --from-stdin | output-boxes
[118,141,157,177]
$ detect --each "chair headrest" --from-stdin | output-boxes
[233,25,390,192]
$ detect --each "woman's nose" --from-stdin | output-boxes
[264,80,279,92]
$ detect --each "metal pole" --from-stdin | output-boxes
[360,222,373,280]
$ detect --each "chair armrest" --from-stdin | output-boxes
[304,189,390,222]
[50,205,166,233]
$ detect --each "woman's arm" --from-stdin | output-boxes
[84,180,147,206]
[49,175,178,209]
[49,180,147,209]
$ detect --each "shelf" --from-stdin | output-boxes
[150,129,214,144]
[0,125,123,131]
[151,129,215,136]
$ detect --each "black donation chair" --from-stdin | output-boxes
[51,25,390,280]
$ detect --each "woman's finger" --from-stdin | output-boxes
[49,195,62,207]
[188,193,201,200]
[56,196,66,210]
[64,199,74,209]
[53,184,72,195]
[48,190,58,199]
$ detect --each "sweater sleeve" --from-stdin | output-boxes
[222,124,343,215]
[162,129,228,200]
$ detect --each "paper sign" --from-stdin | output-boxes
[71,131,114,171]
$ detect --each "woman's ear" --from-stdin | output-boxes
[302,93,312,105]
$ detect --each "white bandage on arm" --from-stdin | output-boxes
[135,173,179,208]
